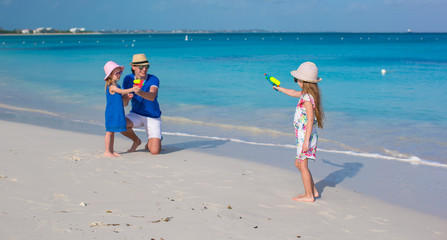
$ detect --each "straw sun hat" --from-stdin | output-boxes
[130,53,150,66]
[103,61,124,81]
[290,61,322,83]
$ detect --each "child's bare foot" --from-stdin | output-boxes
[104,151,117,157]
[127,138,141,152]
[294,191,319,199]
[113,152,122,157]
[292,195,315,202]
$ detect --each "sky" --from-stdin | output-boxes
[1,0,446,32]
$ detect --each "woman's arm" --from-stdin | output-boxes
[134,86,158,101]
[274,86,302,98]
[302,101,314,152]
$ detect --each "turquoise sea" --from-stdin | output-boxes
[1,32,447,167]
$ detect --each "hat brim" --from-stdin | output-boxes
[104,66,125,81]
[290,70,322,83]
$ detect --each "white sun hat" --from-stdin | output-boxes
[290,61,322,83]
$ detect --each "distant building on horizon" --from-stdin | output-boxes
[69,28,86,33]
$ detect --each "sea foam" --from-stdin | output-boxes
[1,101,444,169]
[160,131,447,169]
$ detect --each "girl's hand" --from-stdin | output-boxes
[123,93,133,106]
[131,85,140,92]
[273,86,279,91]
[302,140,309,153]
[123,92,134,100]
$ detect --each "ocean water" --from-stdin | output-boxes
[1,32,447,167]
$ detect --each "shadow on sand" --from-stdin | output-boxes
[159,139,228,154]
[118,138,228,155]
[315,159,363,196]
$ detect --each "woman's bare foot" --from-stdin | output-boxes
[113,152,122,157]
[104,151,117,157]
[292,195,315,202]
[127,138,141,152]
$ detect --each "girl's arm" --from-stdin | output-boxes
[273,86,302,98]
[134,86,158,101]
[109,85,139,95]
[122,93,133,106]
[302,101,314,152]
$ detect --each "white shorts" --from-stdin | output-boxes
[126,112,162,140]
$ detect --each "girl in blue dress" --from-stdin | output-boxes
[104,61,139,157]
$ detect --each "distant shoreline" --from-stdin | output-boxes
[1,31,447,36]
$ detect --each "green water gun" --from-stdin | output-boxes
[264,73,281,91]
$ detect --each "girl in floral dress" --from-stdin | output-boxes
[274,62,325,202]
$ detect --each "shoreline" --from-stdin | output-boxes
[0,100,445,168]
[2,31,447,37]
[1,119,446,239]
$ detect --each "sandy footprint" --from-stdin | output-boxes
[145,175,164,179]
[318,210,336,220]
[10,197,52,210]
[195,182,212,186]
[344,214,356,220]
[53,193,70,202]
[259,204,272,209]
[152,165,169,169]
[241,169,255,176]
[369,229,388,233]
[370,216,390,225]
[170,171,184,177]
[60,150,96,162]
[0,175,18,182]
[277,204,302,210]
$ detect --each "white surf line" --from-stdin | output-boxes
[0,103,60,117]
[163,131,447,169]
[70,119,447,169]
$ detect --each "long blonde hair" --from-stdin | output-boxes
[104,76,114,93]
[301,81,324,129]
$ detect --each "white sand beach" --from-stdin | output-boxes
[1,120,446,240]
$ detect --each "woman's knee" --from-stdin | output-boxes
[148,139,161,155]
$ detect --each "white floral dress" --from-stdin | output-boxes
[293,92,318,162]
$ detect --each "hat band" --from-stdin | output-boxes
[132,60,149,65]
